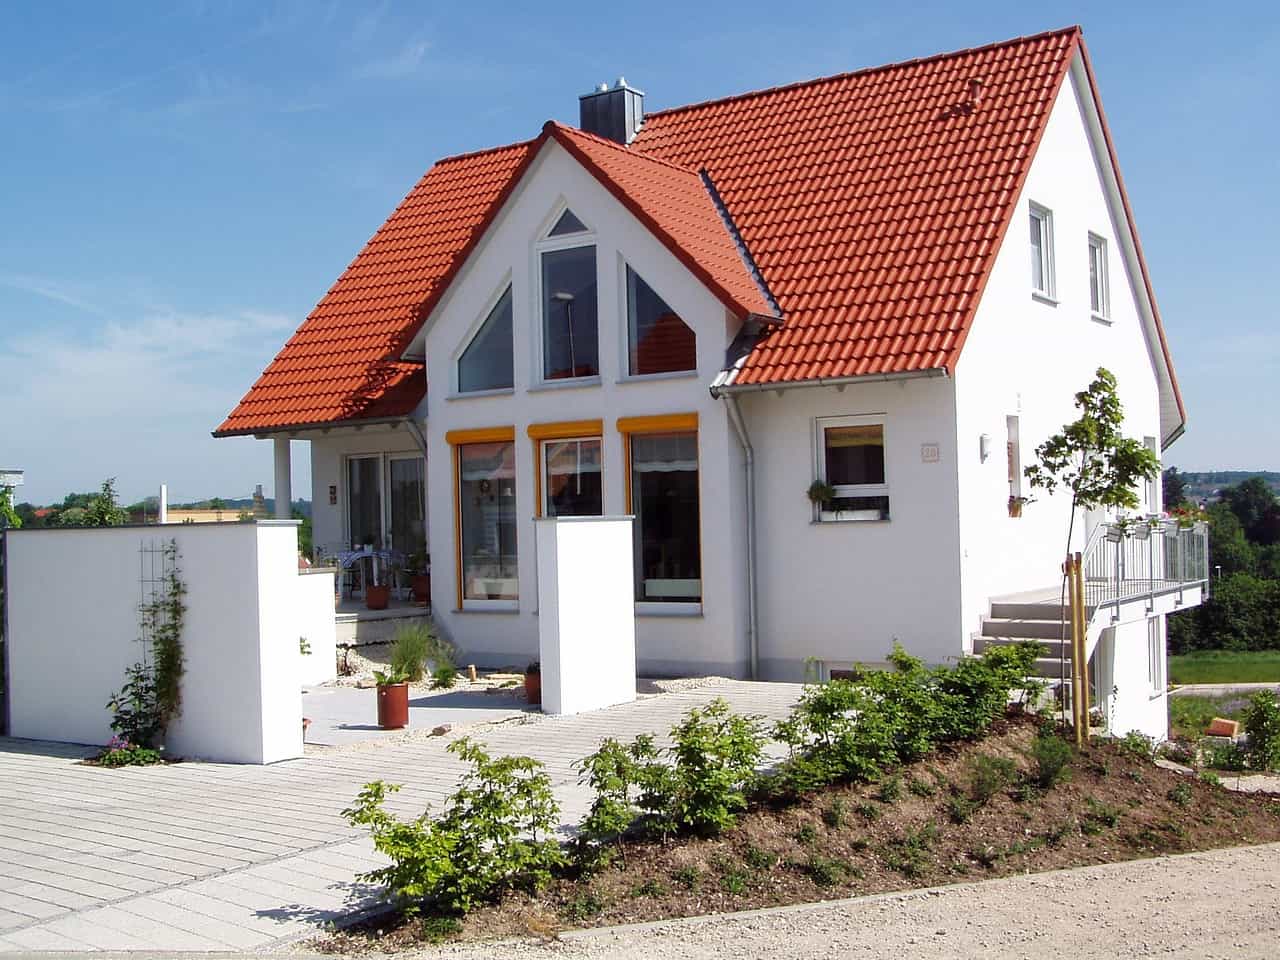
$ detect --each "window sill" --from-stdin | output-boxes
[616,370,700,386]
[636,602,703,618]
[813,514,891,524]
[447,388,515,401]
[1090,313,1113,326]
[1031,291,1059,306]
[528,376,602,394]
[458,600,519,613]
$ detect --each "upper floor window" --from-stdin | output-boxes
[626,265,696,376]
[1029,203,1055,300]
[1088,233,1110,321]
[457,285,514,393]
[541,244,599,380]
[548,208,588,237]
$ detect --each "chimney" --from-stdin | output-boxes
[578,76,644,145]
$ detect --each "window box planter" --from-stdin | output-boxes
[376,681,409,729]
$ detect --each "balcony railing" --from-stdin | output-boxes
[1080,519,1210,622]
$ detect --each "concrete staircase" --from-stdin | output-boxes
[974,597,1072,680]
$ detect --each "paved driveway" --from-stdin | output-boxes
[0,681,800,952]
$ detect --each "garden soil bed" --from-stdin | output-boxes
[313,714,1280,953]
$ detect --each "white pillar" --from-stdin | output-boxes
[273,438,292,520]
[158,484,168,524]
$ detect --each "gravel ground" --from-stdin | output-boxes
[401,842,1280,960]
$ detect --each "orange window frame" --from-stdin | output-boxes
[447,426,516,610]
[528,420,604,518]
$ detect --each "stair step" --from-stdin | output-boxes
[975,635,1069,659]
[981,618,1067,640]
[1032,657,1071,679]
[991,600,1068,620]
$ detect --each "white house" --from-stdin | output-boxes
[216,27,1207,739]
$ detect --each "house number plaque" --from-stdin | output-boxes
[920,443,940,463]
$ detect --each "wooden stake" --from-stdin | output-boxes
[1074,551,1090,740]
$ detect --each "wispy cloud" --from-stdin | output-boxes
[353,38,430,80]
[0,274,113,318]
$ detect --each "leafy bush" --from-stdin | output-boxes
[95,736,163,767]
[1117,731,1155,761]
[1167,782,1193,807]
[431,663,459,689]
[574,738,641,862]
[967,754,1017,803]
[1029,728,1074,788]
[1244,690,1280,772]
[1205,742,1248,772]
[343,737,563,915]
[106,663,163,748]
[389,625,430,682]
[772,643,1041,796]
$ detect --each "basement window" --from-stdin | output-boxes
[815,415,889,521]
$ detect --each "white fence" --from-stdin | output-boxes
[2,521,335,763]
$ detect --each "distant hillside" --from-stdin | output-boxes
[169,498,312,518]
[1178,471,1280,500]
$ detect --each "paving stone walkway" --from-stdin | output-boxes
[0,680,801,952]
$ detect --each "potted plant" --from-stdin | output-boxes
[524,661,542,707]
[408,550,431,605]
[807,479,836,518]
[373,666,410,729]
[1008,495,1029,518]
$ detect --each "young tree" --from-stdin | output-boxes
[1024,367,1161,550]
[84,478,128,527]
[0,485,20,529]
[1161,466,1187,509]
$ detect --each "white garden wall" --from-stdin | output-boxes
[3,521,323,763]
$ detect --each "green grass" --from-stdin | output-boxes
[1168,694,1248,741]
[1169,650,1280,685]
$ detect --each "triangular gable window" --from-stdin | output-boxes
[547,208,588,237]
[626,266,696,376]
[458,286,514,393]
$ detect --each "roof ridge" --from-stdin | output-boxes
[434,137,537,166]
[643,25,1081,122]
[544,120,699,175]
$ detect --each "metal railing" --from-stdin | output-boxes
[1080,519,1210,622]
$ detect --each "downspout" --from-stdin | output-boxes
[721,394,759,680]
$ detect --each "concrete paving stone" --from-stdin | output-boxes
[0,880,99,912]
[148,887,318,937]
[0,924,97,951]
[0,893,68,921]
[110,897,275,951]
[82,903,240,951]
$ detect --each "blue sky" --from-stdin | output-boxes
[1,1,1276,505]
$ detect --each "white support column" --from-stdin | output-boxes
[273,438,292,520]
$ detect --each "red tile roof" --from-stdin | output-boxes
[632,27,1079,385]
[216,141,534,436]
[218,26,1180,436]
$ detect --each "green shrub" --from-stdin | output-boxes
[343,738,563,915]
[1167,782,1193,807]
[946,793,977,825]
[1029,728,1074,788]
[671,865,700,890]
[421,915,462,943]
[796,823,818,844]
[574,738,641,862]
[883,822,938,878]
[95,737,163,767]
[804,854,849,887]
[632,878,667,898]
[1199,770,1223,787]
[1205,742,1248,772]
[772,643,1041,797]
[389,624,454,683]
[967,754,1018,803]
[1082,797,1121,832]
[1117,731,1156,761]
[431,663,459,689]
[876,774,903,804]
[1244,690,1280,771]
[744,845,778,870]
[822,797,847,828]
[563,892,605,921]
[907,775,937,797]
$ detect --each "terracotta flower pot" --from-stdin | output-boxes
[376,682,410,729]
[411,573,431,604]
[524,671,542,707]
[365,584,391,610]
[1008,499,1024,518]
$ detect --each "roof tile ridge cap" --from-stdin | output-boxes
[698,168,782,320]
[643,25,1082,122]
[433,136,539,166]
[543,120,700,176]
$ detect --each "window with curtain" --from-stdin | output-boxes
[543,438,602,517]
[817,417,889,520]
[631,432,700,602]
[458,286,514,393]
[626,265,695,376]
[458,442,518,601]
[541,245,599,380]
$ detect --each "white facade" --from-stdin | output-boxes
[292,50,1185,736]
[4,522,321,763]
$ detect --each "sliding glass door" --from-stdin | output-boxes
[346,454,425,557]
[389,455,426,560]
[347,456,383,549]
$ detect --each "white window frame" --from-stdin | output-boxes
[342,452,426,553]
[1088,232,1110,322]
[1147,616,1166,696]
[533,203,600,388]
[1029,202,1056,302]
[452,276,515,397]
[814,414,890,522]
